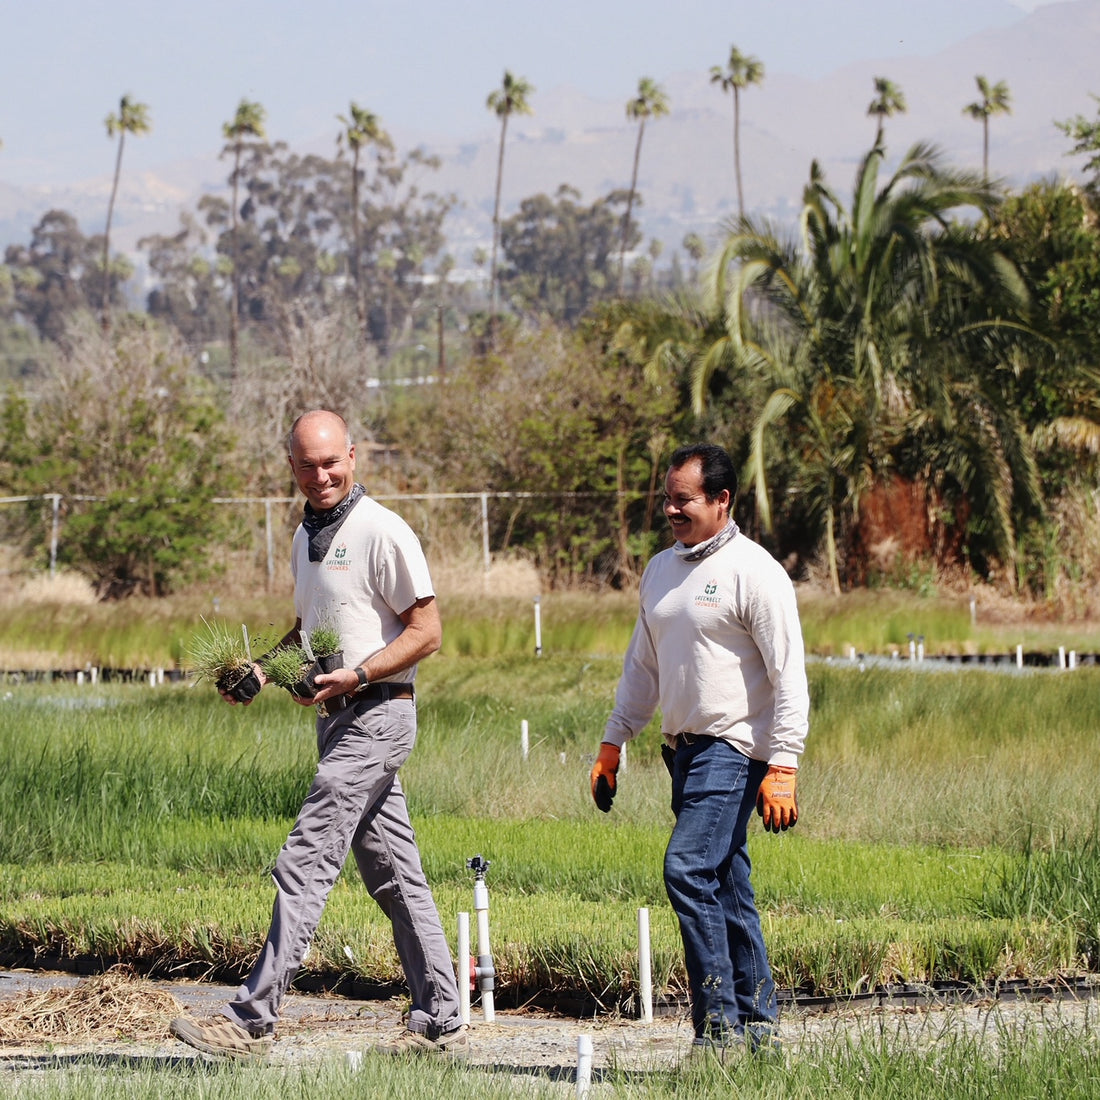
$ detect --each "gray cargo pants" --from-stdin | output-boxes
[223,691,462,1038]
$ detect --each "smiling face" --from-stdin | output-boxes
[287,411,356,512]
[663,457,730,548]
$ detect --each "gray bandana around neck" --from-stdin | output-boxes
[674,519,740,562]
[302,483,365,562]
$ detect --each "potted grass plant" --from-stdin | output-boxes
[259,644,313,697]
[301,622,346,713]
[187,618,263,702]
[303,622,343,689]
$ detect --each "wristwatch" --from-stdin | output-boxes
[354,666,370,694]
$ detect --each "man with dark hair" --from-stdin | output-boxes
[589,441,808,1057]
[171,409,466,1061]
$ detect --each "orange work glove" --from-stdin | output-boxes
[590,743,621,813]
[756,765,798,832]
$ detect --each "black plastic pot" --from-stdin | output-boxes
[217,665,261,702]
[300,650,343,696]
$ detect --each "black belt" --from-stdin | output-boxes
[674,731,711,747]
[358,682,414,702]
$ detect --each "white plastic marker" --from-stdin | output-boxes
[301,630,315,662]
[576,1034,594,1098]
[521,719,529,760]
[457,911,471,1025]
[534,596,543,657]
[242,624,252,663]
[638,907,653,1023]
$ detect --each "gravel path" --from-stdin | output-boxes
[2,969,1099,1091]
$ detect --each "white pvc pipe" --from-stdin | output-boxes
[1070,651,1078,670]
[534,597,542,657]
[521,719,529,760]
[638,907,653,1023]
[475,903,495,1022]
[1016,644,1024,669]
[576,1034,594,1099]
[457,911,471,1025]
[1059,646,1066,670]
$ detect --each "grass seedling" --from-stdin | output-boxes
[187,618,257,694]
[308,622,342,659]
[260,644,311,693]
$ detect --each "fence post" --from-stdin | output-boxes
[265,499,275,588]
[48,494,61,579]
[480,492,490,574]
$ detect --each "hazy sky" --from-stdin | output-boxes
[0,0,1063,188]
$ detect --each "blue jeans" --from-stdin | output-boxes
[664,737,776,1043]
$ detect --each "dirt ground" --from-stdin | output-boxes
[2,968,1099,1092]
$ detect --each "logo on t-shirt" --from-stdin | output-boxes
[327,543,351,572]
[696,579,721,608]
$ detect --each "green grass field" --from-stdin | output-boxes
[5,587,1100,1095]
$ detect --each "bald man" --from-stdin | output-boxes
[171,409,466,1060]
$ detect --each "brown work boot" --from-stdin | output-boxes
[374,1023,470,1058]
[170,1013,273,1061]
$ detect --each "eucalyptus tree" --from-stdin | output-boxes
[499,184,629,323]
[709,45,764,220]
[337,102,391,343]
[963,75,1012,180]
[867,76,906,146]
[101,94,151,330]
[619,77,669,294]
[703,142,1032,591]
[222,98,267,375]
[486,71,534,325]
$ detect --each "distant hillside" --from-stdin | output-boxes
[3,0,1099,276]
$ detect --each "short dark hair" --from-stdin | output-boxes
[668,443,738,505]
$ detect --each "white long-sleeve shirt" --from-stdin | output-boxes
[603,530,809,768]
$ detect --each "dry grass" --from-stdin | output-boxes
[432,552,542,600]
[0,966,181,1042]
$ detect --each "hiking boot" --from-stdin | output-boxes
[170,1013,273,1061]
[374,1024,470,1058]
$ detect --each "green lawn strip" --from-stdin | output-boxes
[0,826,1082,998]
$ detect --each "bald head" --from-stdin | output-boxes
[287,410,352,456]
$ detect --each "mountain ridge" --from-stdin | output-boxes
[2,0,1098,271]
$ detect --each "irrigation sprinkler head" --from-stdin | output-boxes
[467,854,490,881]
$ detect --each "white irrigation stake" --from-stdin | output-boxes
[521,719,529,760]
[534,596,543,657]
[638,907,653,1024]
[457,911,471,1025]
[1070,650,1078,670]
[576,1034,594,1099]
[1016,644,1024,670]
[1059,646,1066,670]
[468,856,496,1023]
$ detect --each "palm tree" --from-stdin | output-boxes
[619,77,669,295]
[337,102,391,344]
[486,71,534,327]
[963,75,1012,180]
[709,46,765,220]
[702,142,1032,591]
[867,76,906,147]
[223,98,267,376]
[102,94,151,330]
